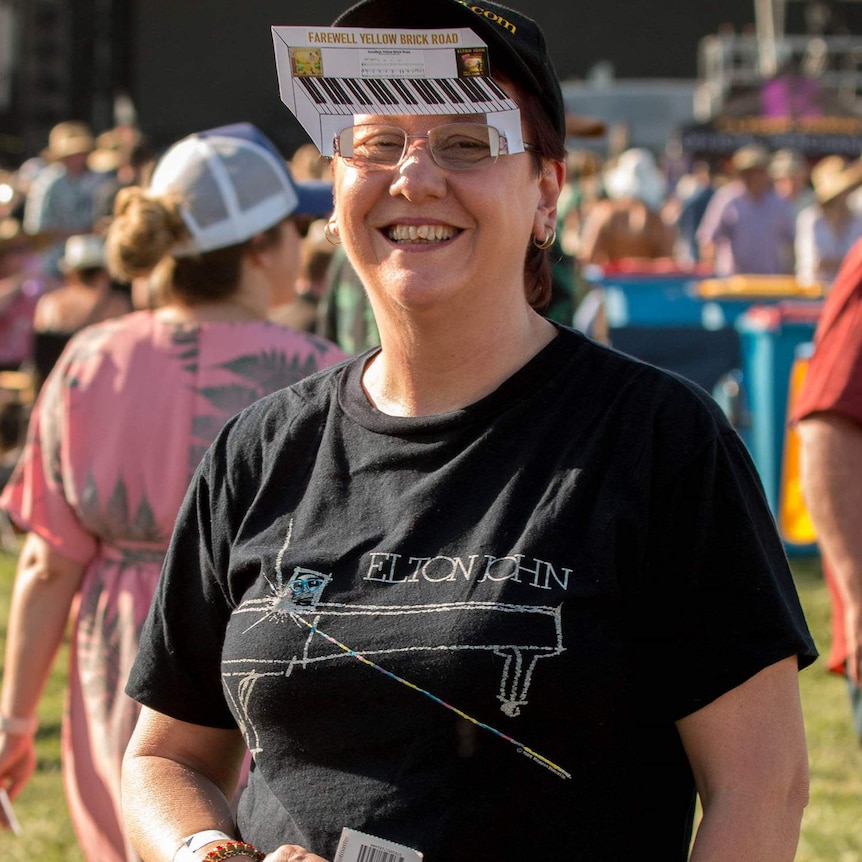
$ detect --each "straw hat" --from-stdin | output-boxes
[87,129,126,173]
[811,155,862,204]
[731,143,770,173]
[42,121,95,161]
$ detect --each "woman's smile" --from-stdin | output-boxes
[385,223,460,244]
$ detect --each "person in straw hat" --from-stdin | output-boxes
[769,148,814,216]
[697,142,796,275]
[793,233,862,748]
[22,121,112,280]
[795,155,862,288]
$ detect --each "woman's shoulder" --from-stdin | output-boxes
[32,287,66,330]
[561,327,732,436]
[61,308,153,352]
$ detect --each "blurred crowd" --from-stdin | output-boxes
[2,117,862,485]
[560,139,862,284]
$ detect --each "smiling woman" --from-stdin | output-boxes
[119,3,816,862]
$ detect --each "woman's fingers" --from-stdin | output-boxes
[266,845,330,862]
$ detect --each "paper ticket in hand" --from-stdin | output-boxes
[334,827,423,862]
[271,25,524,156]
[0,787,22,835]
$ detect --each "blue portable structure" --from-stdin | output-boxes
[580,265,824,552]
[580,263,738,393]
[581,266,821,396]
[735,302,823,555]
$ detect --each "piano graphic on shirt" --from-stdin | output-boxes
[224,573,565,757]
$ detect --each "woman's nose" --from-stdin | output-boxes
[389,140,447,199]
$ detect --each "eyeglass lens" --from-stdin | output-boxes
[336,123,504,171]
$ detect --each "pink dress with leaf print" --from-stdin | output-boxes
[1,309,345,862]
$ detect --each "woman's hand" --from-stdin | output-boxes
[263,846,330,862]
[123,710,324,862]
[0,730,37,809]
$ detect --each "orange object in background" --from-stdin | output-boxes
[779,349,818,547]
[698,275,824,300]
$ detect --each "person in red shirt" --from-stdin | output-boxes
[794,236,862,742]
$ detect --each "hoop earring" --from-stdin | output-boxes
[324,220,342,246]
[533,229,556,250]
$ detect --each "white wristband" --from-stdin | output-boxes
[0,714,38,735]
[173,830,233,862]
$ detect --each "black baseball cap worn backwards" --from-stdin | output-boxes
[333,0,567,143]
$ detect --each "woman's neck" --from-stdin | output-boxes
[156,294,267,324]
[362,308,556,417]
[156,260,276,324]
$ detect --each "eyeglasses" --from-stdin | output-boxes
[333,122,538,172]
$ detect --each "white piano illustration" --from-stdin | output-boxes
[271,24,527,155]
[224,562,565,758]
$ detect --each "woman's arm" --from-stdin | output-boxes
[0,532,85,801]
[678,656,809,862]
[123,708,330,862]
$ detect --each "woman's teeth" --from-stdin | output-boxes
[388,224,457,243]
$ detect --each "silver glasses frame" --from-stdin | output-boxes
[333,122,538,171]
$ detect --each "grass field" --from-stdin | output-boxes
[0,548,860,860]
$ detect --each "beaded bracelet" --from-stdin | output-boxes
[201,842,265,862]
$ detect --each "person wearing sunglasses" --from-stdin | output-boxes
[121,3,815,862]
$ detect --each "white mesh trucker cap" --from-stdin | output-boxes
[148,122,333,257]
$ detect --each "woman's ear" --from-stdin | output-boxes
[244,232,273,268]
[533,159,565,240]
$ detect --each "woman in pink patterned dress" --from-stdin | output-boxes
[0,123,345,860]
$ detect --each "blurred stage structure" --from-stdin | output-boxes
[682,0,862,156]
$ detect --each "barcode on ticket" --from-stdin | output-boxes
[335,827,423,862]
[357,845,404,862]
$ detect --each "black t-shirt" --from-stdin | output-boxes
[128,326,816,861]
